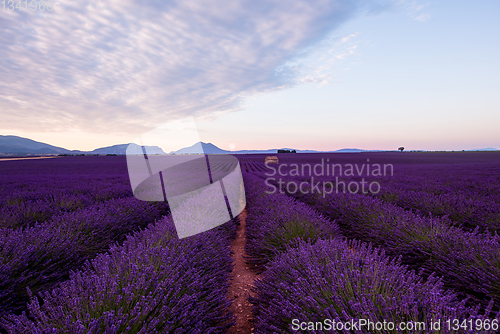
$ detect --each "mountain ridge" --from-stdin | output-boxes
[168,142,387,154]
[0,136,166,156]
[0,136,498,156]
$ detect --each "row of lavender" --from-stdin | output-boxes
[288,173,500,233]
[257,171,500,309]
[322,165,500,233]
[256,156,500,233]
[0,157,238,332]
[0,157,134,229]
[1,216,236,333]
[375,182,500,233]
[371,166,500,233]
[0,180,132,229]
[0,194,170,318]
[0,158,168,318]
[242,173,498,333]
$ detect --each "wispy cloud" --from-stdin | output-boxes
[287,31,361,86]
[0,0,387,135]
[395,0,431,22]
[414,13,431,22]
[341,32,359,43]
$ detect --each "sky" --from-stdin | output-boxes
[1,0,499,152]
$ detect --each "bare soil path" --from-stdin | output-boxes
[228,209,258,334]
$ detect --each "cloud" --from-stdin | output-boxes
[336,45,358,59]
[414,13,431,22]
[394,0,431,22]
[341,32,359,43]
[0,0,386,135]
[266,30,360,88]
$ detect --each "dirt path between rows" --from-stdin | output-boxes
[228,209,258,334]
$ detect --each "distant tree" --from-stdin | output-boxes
[398,147,404,152]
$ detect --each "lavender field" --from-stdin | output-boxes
[1,153,500,333]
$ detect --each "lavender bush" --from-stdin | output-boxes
[0,197,169,317]
[0,181,133,229]
[251,239,498,334]
[375,185,500,233]
[1,216,235,333]
[267,176,500,308]
[243,173,341,272]
[0,157,132,229]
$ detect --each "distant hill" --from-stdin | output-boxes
[170,142,229,154]
[334,148,368,153]
[169,142,374,154]
[466,148,499,151]
[0,135,71,155]
[90,143,165,155]
[0,135,165,156]
[169,142,303,154]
